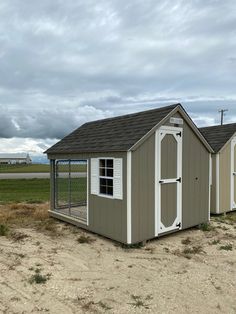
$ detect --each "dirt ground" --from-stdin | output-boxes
[0,204,236,314]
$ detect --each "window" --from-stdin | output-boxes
[99,159,114,196]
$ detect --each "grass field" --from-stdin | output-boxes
[0,163,86,173]
[0,178,87,204]
[0,179,50,203]
[0,164,50,173]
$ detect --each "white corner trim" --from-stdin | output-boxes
[87,159,89,226]
[230,138,236,211]
[216,153,220,214]
[127,151,132,244]
[154,130,159,236]
[208,154,212,221]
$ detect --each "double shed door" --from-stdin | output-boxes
[156,126,182,235]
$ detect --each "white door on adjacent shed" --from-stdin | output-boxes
[231,138,236,210]
[156,126,182,235]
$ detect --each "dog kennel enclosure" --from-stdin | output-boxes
[46,104,213,244]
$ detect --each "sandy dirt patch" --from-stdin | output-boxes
[0,204,236,313]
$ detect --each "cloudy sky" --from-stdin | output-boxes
[0,0,236,159]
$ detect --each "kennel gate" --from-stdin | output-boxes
[54,160,88,223]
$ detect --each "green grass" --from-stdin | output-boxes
[0,177,87,204]
[0,164,50,173]
[0,179,50,203]
[0,163,86,173]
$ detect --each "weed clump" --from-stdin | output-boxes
[219,244,233,251]
[129,295,150,309]
[209,239,220,245]
[198,223,214,232]
[119,242,144,250]
[0,224,9,236]
[29,268,51,284]
[77,235,96,244]
[181,237,191,245]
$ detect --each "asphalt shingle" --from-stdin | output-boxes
[46,103,180,154]
[200,123,236,153]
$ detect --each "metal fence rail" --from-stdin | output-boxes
[54,160,87,221]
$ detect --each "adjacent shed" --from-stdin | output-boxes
[46,104,213,244]
[200,123,236,214]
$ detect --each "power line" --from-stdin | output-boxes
[218,109,228,125]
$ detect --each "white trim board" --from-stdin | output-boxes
[155,126,183,235]
[127,151,132,244]
[86,159,89,226]
[216,153,220,214]
[231,138,236,211]
[208,154,212,221]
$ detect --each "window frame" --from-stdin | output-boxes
[98,158,115,199]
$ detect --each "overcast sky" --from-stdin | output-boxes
[0,0,236,156]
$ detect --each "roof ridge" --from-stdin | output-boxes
[83,103,180,126]
[200,122,236,130]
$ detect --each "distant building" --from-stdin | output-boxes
[0,153,32,165]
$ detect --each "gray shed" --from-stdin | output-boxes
[46,104,213,244]
[200,123,236,214]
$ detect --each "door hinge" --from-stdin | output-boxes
[176,222,181,228]
[176,177,181,183]
[176,132,182,137]
[159,180,164,184]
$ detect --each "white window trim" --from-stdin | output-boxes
[98,157,115,199]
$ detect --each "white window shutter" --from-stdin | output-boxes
[91,158,99,195]
[113,158,123,200]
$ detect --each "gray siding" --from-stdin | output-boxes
[131,111,210,243]
[48,152,127,243]
[131,134,155,243]
[219,141,231,213]
[210,154,217,214]
[164,112,210,228]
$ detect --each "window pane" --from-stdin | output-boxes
[100,178,106,186]
[100,185,106,194]
[107,186,113,195]
[107,179,113,187]
[99,168,105,176]
[107,159,113,168]
[107,168,113,177]
[99,159,105,168]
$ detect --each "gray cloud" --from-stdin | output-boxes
[0,0,236,143]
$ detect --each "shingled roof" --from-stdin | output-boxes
[46,104,180,154]
[200,123,236,153]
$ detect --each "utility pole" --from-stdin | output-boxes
[218,109,228,125]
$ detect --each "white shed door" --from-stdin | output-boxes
[156,126,182,234]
